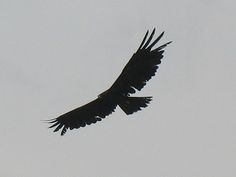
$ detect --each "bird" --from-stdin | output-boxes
[47,28,171,135]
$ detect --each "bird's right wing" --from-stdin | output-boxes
[110,28,171,96]
[47,96,117,135]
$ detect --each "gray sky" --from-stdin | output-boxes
[0,0,235,177]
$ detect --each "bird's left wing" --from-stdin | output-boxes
[110,28,171,96]
[47,96,117,135]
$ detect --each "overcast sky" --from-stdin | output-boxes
[0,0,235,177]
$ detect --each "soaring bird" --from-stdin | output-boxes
[47,28,171,135]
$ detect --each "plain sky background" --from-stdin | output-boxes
[0,0,235,177]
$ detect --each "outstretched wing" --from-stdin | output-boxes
[110,28,171,96]
[48,96,117,135]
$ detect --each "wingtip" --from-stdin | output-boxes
[41,118,57,123]
[165,41,173,46]
[155,41,172,51]
[137,30,150,50]
[146,31,165,50]
[143,28,156,49]
[151,28,156,34]
[60,126,67,136]
[145,30,149,37]
[160,31,165,38]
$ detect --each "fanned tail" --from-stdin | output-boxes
[119,96,152,115]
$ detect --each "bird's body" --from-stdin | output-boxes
[47,28,171,135]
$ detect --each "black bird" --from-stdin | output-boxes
[47,28,171,135]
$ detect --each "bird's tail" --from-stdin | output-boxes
[119,96,152,115]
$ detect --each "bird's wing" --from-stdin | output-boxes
[47,96,117,135]
[110,28,171,96]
